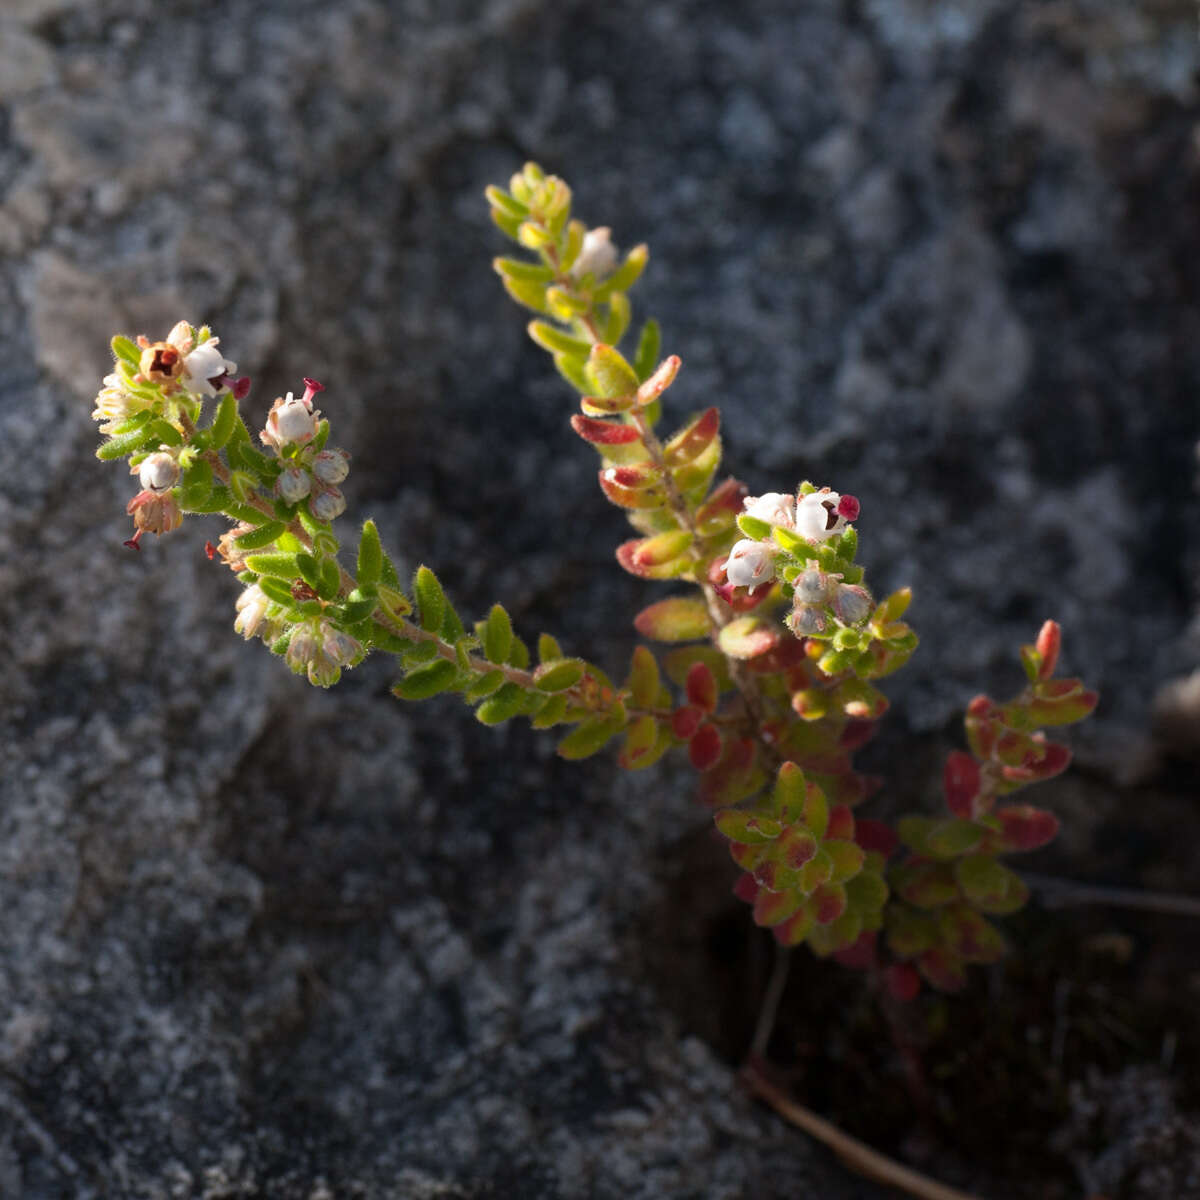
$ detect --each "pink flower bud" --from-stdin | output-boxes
[793,567,833,605]
[725,538,776,587]
[833,583,872,625]
[312,449,350,485]
[137,451,180,493]
[742,492,795,528]
[310,487,345,522]
[276,466,312,504]
[126,489,183,538]
[789,604,829,637]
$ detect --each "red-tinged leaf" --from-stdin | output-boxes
[689,722,722,771]
[826,804,855,842]
[965,695,1000,758]
[729,841,766,870]
[839,719,877,751]
[791,688,829,721]
[569,414,642,445]
[671,704,704,740]
[772,762,807,823]
[635,596,710,642]
[995,805,1059,851]
[717,615,780,660]
[799,782,829,839]
[754,887,806,928]
[733,873,759,904]
[663,407,720,467]
[580,392,635,416]
[627,645,661,708]
[694,477,748,535]
[685,662,717,713]
[1025,691,1099,727]
[618,714,661,769]
[615,539,691,580]
[918,949,967,993]
[995,728,1031,765]
[598,466,666,509]
[1001,741,1070,782]
[812,883,848,925]
[943,751,982,819]
[832,930,878,970]
[1035,620,1061,679]
[854,819,898,859]
[635,354,681,407]
[714,809,782,845]
[631,529,693,566]
[824,840,866,885]
[837,679,889,720]
[939,905,1007,963]
[1035,677,1083,700]
[662,646,733,691]
[893,861,959,908]
[773,906,815,947]
[798,849,833,894]
[885,963,921,1002]
[776,826,818,869]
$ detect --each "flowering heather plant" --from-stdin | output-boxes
[91,162,1096,997]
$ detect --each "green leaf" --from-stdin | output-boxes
[925,819,986,859]
[714,810,782,845]
[554,352,592,394]
[556,717,623,760]
[318,558,341,601]
[111,334,141,366]
[414,566,445,633]
[531,693,569,729]
[295,552,322,593]
[736,514,772,541]
[256,576,296,607]
[234,521,286,550]
[475,682,529,725]
[244,552,300,579]
[356,520,383,589]
[587,344,639,399]
[596,244,648,299]
[494,256,554,283]
[537,632,563,662]
[771,763,807,824]
[97,428,156,460]
[393,659,459,700]
[485,185,528,220]
[602,291,631,345]
[483,604,513,665]
[464,669,506,701]
[532,658,586,692]
[632,319,661,383]
[210,393,238,448]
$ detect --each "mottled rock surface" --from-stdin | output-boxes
[2,0,1199,1196]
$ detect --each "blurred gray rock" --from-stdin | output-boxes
[2,0,1199,1195]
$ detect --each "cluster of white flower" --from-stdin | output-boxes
[259,378,349,523]
[723,486,872,637]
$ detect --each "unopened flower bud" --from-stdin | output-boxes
[92,372,150,433]
[216,522,256,572]
[276,466,312,504]
[137,451,180,493]
[725,539,776,588]
[794,489,851,542]
[743,492,796,529]
[793,567,834,606]
[790,604,829,637]
[285,618,362,688]
[312,449,350,485]
[310,487,345,523]
[571,226,618,281]
[833,583,872,626]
